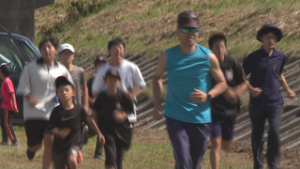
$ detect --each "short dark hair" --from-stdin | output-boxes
[208,33,227,49]
[38,36,59,50]
[0,64,11,77]
[108,38,126,50]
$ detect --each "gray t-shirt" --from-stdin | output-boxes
[69,65,86,105]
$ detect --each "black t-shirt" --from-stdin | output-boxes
[48,104,92,152]
[211,55,245,117]
[93,90,133,133]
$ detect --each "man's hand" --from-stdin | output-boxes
[249,87,263,97]
[52,128,70,139]
[287,89,296,99]
[113,110,128,123]
[98,133,105,145]
[152,104,163,120]
[189,88,207,103]
[223,88,239,104]
[27,96,38,107]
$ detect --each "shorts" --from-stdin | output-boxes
[24,119,51,147]
[210,115,236,140]
[103,129,132,168]
[52,145,80,169]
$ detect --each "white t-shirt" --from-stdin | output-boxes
[17,59,73,121]
[92,59,146,94]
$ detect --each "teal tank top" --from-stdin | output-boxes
[164,44,212,123]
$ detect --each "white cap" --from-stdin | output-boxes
[59,43,75,53]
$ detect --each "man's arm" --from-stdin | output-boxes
[208,53,228,98]
[152,53,167,120]
[279,74,296,99]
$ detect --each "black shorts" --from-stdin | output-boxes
[52,145,80,169]
[103,129,133,167]
[24,119,51,147]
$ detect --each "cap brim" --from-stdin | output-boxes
[179,23,199,29]
[55,76,74,89]
[256,27,283,42]
[59,49,75,54]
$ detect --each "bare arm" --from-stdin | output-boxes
[208,53,228,98]
[82,84,89,111]
[10,93,19,113]
[128,88,142,100]
[152,53,167,120]
[279,74,295,99]
[89,119,105,144]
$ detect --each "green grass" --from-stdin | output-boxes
[0,126,254,169]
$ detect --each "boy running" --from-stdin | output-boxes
[208,33,247,169]
[243,24,295,169]
[59,43,89,112]
[17,36,73,169]
[48,76,105,169]
[86,55,107,159]
[0,63,19,146]
[93,69,134,169]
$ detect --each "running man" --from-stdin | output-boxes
[208,33,247,169]
[17,36,73,169]
[92,38,146,124]
[152,11,227,169]
[243,24,295,169]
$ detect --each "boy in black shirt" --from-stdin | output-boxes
[93,69,134,169]
[208,33,247,169]
[48,76,105,169]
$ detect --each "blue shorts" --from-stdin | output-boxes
[210,115,236,140]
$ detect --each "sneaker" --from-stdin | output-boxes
[26,149,35,160]
[77,151,83,164]
[0,141,9,146]
[11,142,20,147]
[93,154,105,160]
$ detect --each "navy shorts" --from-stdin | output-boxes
[210,115,236,140]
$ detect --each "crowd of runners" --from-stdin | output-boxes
[0,10,295,169]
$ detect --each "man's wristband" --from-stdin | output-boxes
[206,93,212,100]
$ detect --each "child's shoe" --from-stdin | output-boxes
[0,141,9,146]
[11,142,20,147]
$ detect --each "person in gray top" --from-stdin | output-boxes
[59,43,89,113]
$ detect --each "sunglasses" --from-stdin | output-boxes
[180,28,199,33]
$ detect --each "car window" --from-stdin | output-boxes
[0,42,23,72]
[15,40,39,61]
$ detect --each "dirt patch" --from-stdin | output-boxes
[133,129,300,168]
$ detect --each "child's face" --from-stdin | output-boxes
[260,32,277,49]
[57,85,75,102]
[105,76,120,91]
[59,50,75,65]
[40,41,58,63]
[0,72,4,79]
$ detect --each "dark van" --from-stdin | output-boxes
[0,32,41,124]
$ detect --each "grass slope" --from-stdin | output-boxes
[35,0,300,68]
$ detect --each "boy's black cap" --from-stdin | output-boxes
[55,76,75,89]
[104,69,121,80]
[177,10,199,28]
[94,56,107,65]
[0,63,8,72]
[256,24,283,42]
